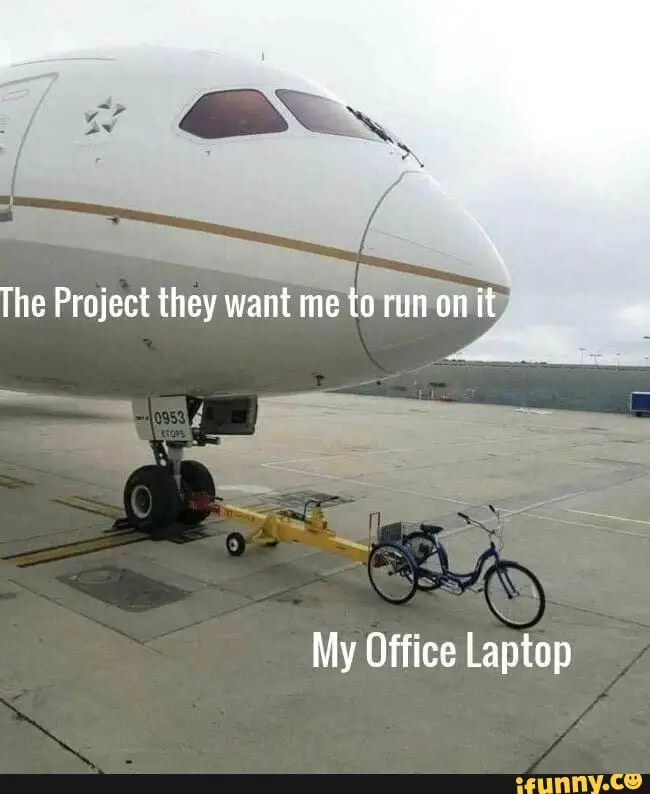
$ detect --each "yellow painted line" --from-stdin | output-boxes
[564,509,650,526]
[3,495,296,568]
[0,474,34,489]
[50,496,122,518]
[3,531,148,568]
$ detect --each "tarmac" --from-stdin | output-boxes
[0,390,648,773]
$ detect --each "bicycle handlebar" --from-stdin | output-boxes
[457,506,502,535]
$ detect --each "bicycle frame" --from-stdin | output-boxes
[418,506,518,596]
[425,538,500,590]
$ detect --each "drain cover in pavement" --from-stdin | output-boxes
[273,491,354,510]
[59,567,187,612]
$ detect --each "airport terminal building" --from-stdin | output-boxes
[336,360,650,414]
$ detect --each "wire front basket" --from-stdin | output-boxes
[368,512,421,548]
[377,521,406,544]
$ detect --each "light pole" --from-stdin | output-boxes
[616,352,620,369]
[589,353,601,366]
[579,347,586,365]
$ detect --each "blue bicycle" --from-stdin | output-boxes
[366,505,546,629]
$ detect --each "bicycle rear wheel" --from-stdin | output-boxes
[403,531,442,591]
[483,561,545,629]
[367,542,418,605]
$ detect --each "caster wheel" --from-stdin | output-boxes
[123,464,182,532]
[178,460,216,526]
[226,532,246,557]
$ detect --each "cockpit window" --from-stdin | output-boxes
[179,89,288,139]
[275,89,381,141]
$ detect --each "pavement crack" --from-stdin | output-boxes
[544,599,650,629]
[0,694,104,773]
[525,641,650,774]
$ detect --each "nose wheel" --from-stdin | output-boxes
[123,464,183,531]
[177,460,215,526]
[122,436,216,532]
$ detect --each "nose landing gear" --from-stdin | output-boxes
[119,394,258,534]
[121,395,221,533]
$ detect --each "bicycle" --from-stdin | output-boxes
[366,505,546,629]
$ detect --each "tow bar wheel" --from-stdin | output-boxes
[226,531,246,556]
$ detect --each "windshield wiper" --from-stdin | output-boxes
[394,140,424,168]
[346,106,393,143]
[346,106,424,167]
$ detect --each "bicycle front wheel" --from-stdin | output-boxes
[483,561,546,629]
[367,542,418,605]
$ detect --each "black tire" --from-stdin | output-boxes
[483,561,546,629]
[123,464,182,532]
[177,460,215,526]
[226,531,246,557]
[403,531,442,591]
[367,542,418,605]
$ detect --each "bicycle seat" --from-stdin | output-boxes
[420,523,444,535]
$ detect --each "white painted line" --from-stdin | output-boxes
[506,492,586,517]
[521,512,650,539]
[260,462,468,505]
[264,435,536,466]
[217,485,275,494]
[267,446,416,465]
[565,509,650,526]
[442,492,586,538]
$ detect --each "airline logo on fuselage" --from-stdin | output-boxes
[84,97,127,136]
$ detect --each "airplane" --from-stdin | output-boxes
[0,44,511,533]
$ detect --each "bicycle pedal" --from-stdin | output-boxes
[441,581,463,595]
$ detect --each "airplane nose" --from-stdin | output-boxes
[355,171,511,374]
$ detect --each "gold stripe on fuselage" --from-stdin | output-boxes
[4,195,510,295]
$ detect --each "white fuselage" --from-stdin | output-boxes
[0,46,511,399]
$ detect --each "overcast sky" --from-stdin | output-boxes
[3,0,649,366]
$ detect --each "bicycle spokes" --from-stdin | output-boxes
[367,544,418,605]
[499,567,518,598]
[484,562,545,629]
